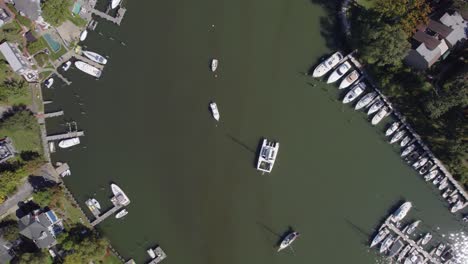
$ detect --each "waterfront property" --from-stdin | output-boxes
[0,42,38,81]
[18,209,63,249]
[11,0,49,29]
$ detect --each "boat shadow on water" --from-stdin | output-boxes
[256,222,296,249]
[344,218,373,246]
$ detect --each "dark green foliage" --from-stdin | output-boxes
[17,250,52,264]
[59,225,109,264]
[42,0,72,26]
[0,220,19,241]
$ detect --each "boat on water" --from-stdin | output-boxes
[75,61,102,78]
[390,130,405,144]
[312,51,343,77]
[62,61,71,71]
[355,91,377,110]
[424,170,438,181]
[89,198,101,210]
[277,231,300,252]
[442,188,452,198]
[370,228,390,248]
[111,183,130,206]
[438,177,449,190]
[406,220,421,235]
[115,209,128,219]
[463,215,468,222]
[405,151,421,164]
[256,138,279,173]
[327,61,352,83]
[418,160,433,175]
[386,122,400,137]
[211,59,218,72]
[209,102,220,121]
[398,245,412,262]
[343,82,366,104]
[379,235,395,253]
[421,233,432,245]
[110,0,121,9]
[400,136,411,147]
[401,144,415,157]
[412,157,428,169]
[44,78,54,88]
[367,99,384,115]
[392,201,412,222]
[80,30,88,41]
[433,174,444,185]
[435,243,446,256]
[451,199,465,213]
[147,248,156,259]
[60,169,71,177]
[58,137,80,148]
[339,70,359,89]
[372,106,389,125]
[82,50,107,65]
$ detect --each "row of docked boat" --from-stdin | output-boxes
[312,51,391,126]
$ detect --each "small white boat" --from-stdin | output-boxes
[435,243,446,256]
[419,160,433,175]
[58,137,80,148]
[75,61,102,78]
[209,102,220,121]
[401,144,415,157]
[111,183,130,206]
[339,70,359,89]
[392,201,412,222]
[451,200,465,213]
[412,157,428,169]
[211,59,218,72]
[400,136,411,147]
[80,30,88,41]
[115,209,128,219]
[277,231,300,252]
[82,50,107,65]
[379,235,394,253]
[390,130,405,144]
[421,233,432,245]
[371,106,389,126]
[44,78,54,88]
[257,138,280,173]
[48,142,55,153]
[111,0,122,9]
[343,82,366,104]
[355,91,377,110]
[424,170,438,181]
[327,61,352,83]
[312,51,343,77]
[90,198,101,210]
[367,99,384,115]
[385,122,399,136]
[442,188,452,198]
[62,61,71,71]
[147,248,156,259]
[60,169,71,177]
[438,178,449,190]
[433,175,444,185]
[406,220,421,235]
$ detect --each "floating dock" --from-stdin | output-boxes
[46,131,84,141]
[91,7,127,26]
[148,246,167,264]
[90,204,122,227]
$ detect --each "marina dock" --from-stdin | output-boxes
[54,163,70,176]
[91,8,127,26]
[42,110,64,118]
[90,204,122,227]
[46,131,84,141]
[148,246,167,264]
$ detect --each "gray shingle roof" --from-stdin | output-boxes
[12,0,41,21]
[18,211,58,249]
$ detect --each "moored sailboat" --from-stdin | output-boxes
[277,231,300,252]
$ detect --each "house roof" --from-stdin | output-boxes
[0,237,13,263]
[12,0,41,21]
[0,42,27,72]
[413,31,441,50]
[427,20,453,38]
[18,210,59,249]
[439,12,468,46]
[414,39,449,67]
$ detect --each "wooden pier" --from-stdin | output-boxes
[55,163,70,176]
[46,131,84,141]
[53,70,72,85]
[91,8,127,25]
[43,110,64,118]
[90,204,122,227]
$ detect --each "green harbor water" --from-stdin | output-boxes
[44,0,466,263]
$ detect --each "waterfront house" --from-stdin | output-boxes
[11,0,49,29]
[18,209,63,249]
[0,41,38,81]
[405,12,467,70]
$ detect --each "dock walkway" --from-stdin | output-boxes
[91,8,127,25]
[91,205,122,227]
[43,110,64,118]
[46,131,84,141]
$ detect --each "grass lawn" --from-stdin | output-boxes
[58,193,88,227]
[50,46,68,61]
[356,0,375,9]
[0,122,41,153]
[67,14,88,28]
[0,89,32,106]
[27,37,48,55]
[101,252,123,264]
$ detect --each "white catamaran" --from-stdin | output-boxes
[256,138,279,173]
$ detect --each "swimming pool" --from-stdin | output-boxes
[72,2,82,15]
[43,34,61,53]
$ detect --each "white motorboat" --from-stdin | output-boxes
[371,106,389,125]
[111,0,122,9]
[209,102,220,121]
[75,61,102,78]
[401,144,415,157]
[412,157,428,169]
[442,188,452,198]
[385,122,399,136]
[62,61,71,71]
[277,231,300,252]
[312,51,343,77]
[392,201,412,222]
[82,50,107,65]
[433,175,444,185]
[400,136,411,147]
[211,59,218,72]
[397,245,412,262]
[406,220,421,235]
[419,160,433,175]
[256,138,279,173]
[424,170,438,181]
[327,61,352,83]
[80,30,88,41]
[44,78,54,88]
[58,137,80,148]
[435,243,446,256]
[111,183,130,206]
[90,198,101,210]
[355,91,377,110]
[147,248,156,259]
[115,209,128,219]
[451,199,465,213]
[60,169,71,177]
[342,82,366,104]
[438,177,449,190]
[367,99,384,115]
[421,233,432,245]
[379,235,394,253]
[390,130,405,144]
[370,228,389,248]
[339,70,359,89]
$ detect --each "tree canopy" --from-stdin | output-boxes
[374,0,431,34]
[32,185,60,208]
[17,251,52,264]
[0,220,19,241]
[60,225,109,264]
[41,0,72,26]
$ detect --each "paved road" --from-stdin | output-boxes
[0,182,33,219]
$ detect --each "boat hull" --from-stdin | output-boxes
[75,61,102,78]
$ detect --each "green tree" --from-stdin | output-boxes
[60,225,109,264]
[17,251,52,264]
[41,0,72,26]
[0,220,19,241]
[32,185,60,208]
[425,74,468,119]
[361,24,410,67]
